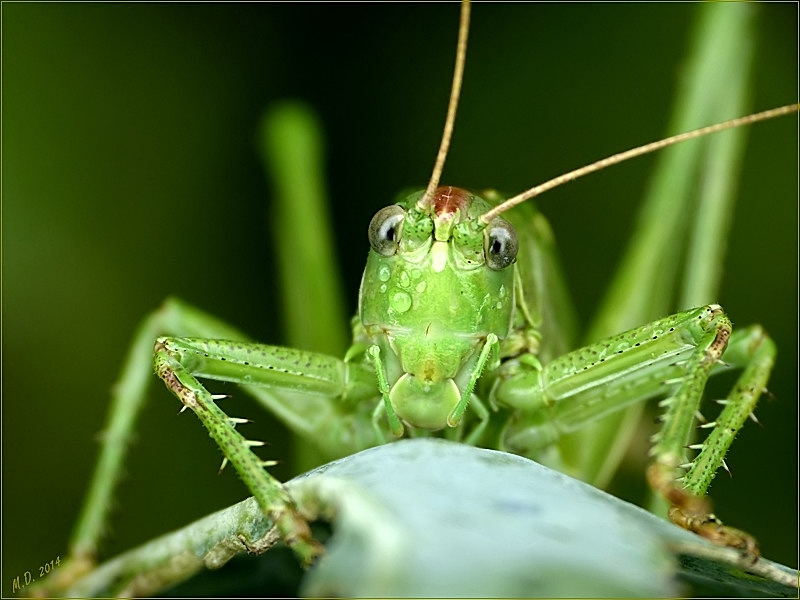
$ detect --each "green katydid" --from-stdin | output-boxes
[10,2,797,596]
[153,2,797,567]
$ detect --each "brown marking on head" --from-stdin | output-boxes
[432,186,470,218]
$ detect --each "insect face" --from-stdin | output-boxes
[360,186,516,430]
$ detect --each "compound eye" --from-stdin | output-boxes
[484,218,518,270]
[368,205,406,256]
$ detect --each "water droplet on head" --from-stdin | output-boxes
[378,265,391,282]
[399,270,411,289]
[390,291,412,313]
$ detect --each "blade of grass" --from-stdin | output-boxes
[559,3,758,486]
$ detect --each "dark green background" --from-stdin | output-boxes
[4,4,797,593]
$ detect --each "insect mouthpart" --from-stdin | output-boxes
[389,372,461,431]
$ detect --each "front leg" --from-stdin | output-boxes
[150,334,384,564]
[647,320,774,559]
[494,305,774,558]
[154,340,325,566]
[43,299,377,596]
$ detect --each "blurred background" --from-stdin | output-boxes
[3,4,797,592]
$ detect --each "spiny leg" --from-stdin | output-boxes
[148,332,383,564]
[54,297,374,593]
[647,320,774,559]
[51,298,255,591]
[154,340,324,566]
[494,304,773,557]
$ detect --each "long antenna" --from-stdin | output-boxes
[480,103,799,223]
[418,0,471,210]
